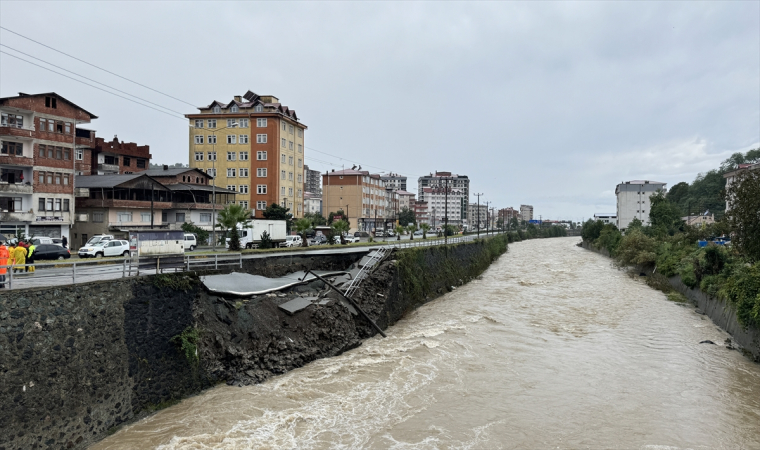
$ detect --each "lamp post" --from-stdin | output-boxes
[474,193,483,239]
[191,122,238,251]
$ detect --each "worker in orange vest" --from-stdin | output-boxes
[0,242,9,288]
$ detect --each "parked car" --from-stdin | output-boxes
[285,235,303,247]
[342,235,359,244]
[414,230,424,236]
[79,239,130,258]
[184,233,197,251]
[375,230,385,237]
[354,231,370,238]
[309,235,328,246]
[30,236,54,246]
[386,230,396,237]
[85,235,114,246]
[33,244,71,260]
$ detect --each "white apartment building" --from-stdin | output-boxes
[304,191,322,215]
[593,213,617,225]
[468,202,488,230]
[396,190,415,211]
[520,205,534,222]
[424,187,466,228]
[615,180,666,231]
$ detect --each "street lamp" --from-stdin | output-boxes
[191,122,238,251]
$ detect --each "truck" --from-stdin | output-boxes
[128,230,185,257]
[227,220,288,249]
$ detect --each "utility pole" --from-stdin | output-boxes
[485,201,490,235]
[475,193,483,239]
[444,179,449,245]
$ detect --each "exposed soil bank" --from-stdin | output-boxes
[0,236,508,450]
[580,240,760,361]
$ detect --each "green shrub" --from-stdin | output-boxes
[724,262,760,328]
[170,327,200,364]
[615,229,658,268]
[259,231,273,249]
[680,263,698,288]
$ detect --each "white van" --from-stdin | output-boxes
[31,236,54,246]
[184,233,197,251]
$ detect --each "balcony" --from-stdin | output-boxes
[0,211,34,222]
[98,163,120,173]
[0,183,33,194]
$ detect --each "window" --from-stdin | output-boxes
[39,118,46,130]
[56,148,62,159]
[208,135,217,144]
[239,168,249,177]
[123,157,131,166]
[38,198,45,211]
[213,106,221,114]
[257,118,267,127]
[282,122,286,131]
[1,141,22,156]
[298,129,303,137]
[53,199,61,211]
[239,185,249,194]
[64,149,70,160]
[288,172,293,181]
[288,187,293,196]
[194,119,204,128]
[65,123,71,134]
[45,96,57,108]
[257,168,267,177]
[298,144,302,153]
[239,119,248,128]
[281,154,286,163]
[257,134,267,143]
[63,199,70,212]
[230,105,239,113]
[207,168,216,177]
[75,149,83,160]
[239,201,248,209]
[240,151,249,161]
[55,173,61,184]
[257,184,267,194]
[281,170,286,180]
[208,152,216,161]
[63,174,69,185]
[239,135,249,144]
[137,159,146,169]
[257,151,267,160]
[46,173,52,184]
[257,201,267,210]
[227,135,237,144]
[297,189,302,197]
[227,168,236,177]
[195,135,204,144]
[288,156,293,165]
[289,141,294,150]
[38,172,44,183]
[297,158,302,168]
[1,113,23,128]
[227,151,236,161]
[208,119,217,128]
[195,152,204,161]
[227,185,237,191]
[47,120,54,132]
[176,212,185,222]
[227,119,237,127]
[255,104,263,112]
[142,212,152,222]
[297,174,303,183]
[289,125,294,134]
[93,212,104,222]
[200,213,211,223]
[281,186,286,195]
[56,121,63,133]
[281,138,286,147]
[118,212,132,222]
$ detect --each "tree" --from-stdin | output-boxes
[666,182,690,206]
[398,207,416,227]
[262,203,293,232]
[406,224,417,240]
[181,221,209,245]
[725,168,760,261]
[217,203,251,251]
[258,231,273,249]
[331,220,350,244]
[510,217,519,230]
[395,225,405,240]
[420,223,431,239]
[294,218,312,247]
[614,228,658,268]
[326,209,347,225]
[648,190,684,236]
[304,212,326,226]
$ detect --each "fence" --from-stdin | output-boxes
[1,253,243,290]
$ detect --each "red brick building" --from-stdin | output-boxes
[0,92,97,240]
[88,136,151,175]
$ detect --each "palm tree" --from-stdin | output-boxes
[216,203,251,251]
[332,220,350,244]
[294,218,312,247]
[420,223,431,239]
[394,225,404,241]
[406,224,417,240]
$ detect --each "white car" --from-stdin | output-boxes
[285,236,303,247]
[79,239,130,258]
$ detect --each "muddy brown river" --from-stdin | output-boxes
[92,237,760,449]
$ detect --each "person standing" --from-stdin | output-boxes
[13,243,26,274]
[26,242,35,273]
[7,242,16,273]
[0,242,9,288]
[61,235,68,249]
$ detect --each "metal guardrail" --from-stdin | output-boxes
[0,253,243,290]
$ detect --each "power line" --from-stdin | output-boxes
[0,51,187,121]
[0,25,196,107]
[0,44,186,116]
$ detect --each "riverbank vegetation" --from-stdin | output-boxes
[582,149,760,328]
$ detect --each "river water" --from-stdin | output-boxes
[92,237,760,449]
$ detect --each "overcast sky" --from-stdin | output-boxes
[1,1,758,221]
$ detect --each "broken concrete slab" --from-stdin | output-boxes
[339,298,358,315]
[201,270,348,296]
[279,297,313,315]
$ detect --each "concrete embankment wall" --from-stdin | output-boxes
[0,237,508,450]
[579,240,760,361]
